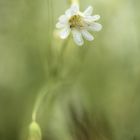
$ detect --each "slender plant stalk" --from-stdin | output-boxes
[31,0,79,124]
[28,88,47,140]
[57,37,70,74]
[71,0,79,4]
[31,0,55,123]
[31,81,62,122]
[32,88,48,121]
[29,0,79,139]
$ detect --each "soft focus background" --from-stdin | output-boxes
[0,0,140,140]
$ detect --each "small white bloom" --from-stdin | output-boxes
[56,4,102,46]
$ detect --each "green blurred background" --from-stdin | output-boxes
[0,0,140,140]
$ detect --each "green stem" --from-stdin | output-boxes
[57,37,70,75]
[32,87,48,121]
[31,81,62,122]
[71,0,79,4]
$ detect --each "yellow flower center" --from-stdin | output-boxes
[69,15,84,29]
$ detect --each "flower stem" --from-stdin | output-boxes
[57,37,70,73]
[32,87,48,121]
[71,0,79,4]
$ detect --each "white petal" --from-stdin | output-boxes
[59,15,68,24]
[65,9,72,18]
[89,23,102,31]
[70,4,79,15]
[92,15,100,21]
[83,6,93,16]
[56,22,65,28]
[85,15,100,22]
[72,30,84,46]
[59,27,70,39]
[81,30,94,41]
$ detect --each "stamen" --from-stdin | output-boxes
[69,15,84,28]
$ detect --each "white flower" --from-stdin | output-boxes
[56,4,102,46]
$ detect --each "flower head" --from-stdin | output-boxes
[56,4,102,46]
